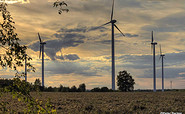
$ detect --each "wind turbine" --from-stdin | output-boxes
[38,33,46,87]
[100,0,125,90]
[151,31,157,92]
[159,45,165,92]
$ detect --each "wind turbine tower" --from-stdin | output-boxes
[100,0,125,90]
[38,33,46,87]
[151,31,157,92]
[25,54,27,82]
[159,45,165,92]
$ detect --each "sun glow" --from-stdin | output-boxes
[0,0,30,4]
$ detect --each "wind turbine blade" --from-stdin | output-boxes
[159,56,161,61]
[39,45,42,58]
[111,0,115,20]
[151,31,154,43]
[38,33,42,43]
[114,24,125,36]
[100,21,111,27]
[158,56,161,63]
[160,44,162,55]
[151,45,153,54]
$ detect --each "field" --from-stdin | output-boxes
[1,91,185,113]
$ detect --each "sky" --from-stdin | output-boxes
[0,0,185,89]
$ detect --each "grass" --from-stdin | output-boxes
[1,91,185,113]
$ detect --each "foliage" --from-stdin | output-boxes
[70,85,77,92]
[91,87,112,92]
[44,83,86,92]
[100,87,109,92]
[58,84,63,92]
[34,78,41,86]
[0,79,13,88]
[0,3,35,74]
[0,3,56,113]
[78,83,86,92]
[53,0,69,14]
[117,70,135,92]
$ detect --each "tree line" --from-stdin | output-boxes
[0,70,135,92]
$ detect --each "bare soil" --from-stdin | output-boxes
[1,92,185,114]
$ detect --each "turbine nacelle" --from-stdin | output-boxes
[111,20,117,24]
[40,42,46,45]
[160,54,165,57]
[151,42,157,45]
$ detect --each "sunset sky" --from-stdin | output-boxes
[0,0,185,89]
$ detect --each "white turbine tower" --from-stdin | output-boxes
[151,31,157,92]
[25,54,27,82]
[100,0,125,90]
[38,33,46,87]
[159,45,165,92]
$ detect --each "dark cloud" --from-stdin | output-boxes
[125,33,139,38]
[29,29,86,60]
[96,39,122,45]
[87,26,109,32]
[142,12,185,32]
[57,27,87,33]
[117,54,152,69]
[64,54,80,61]
[142,67,185,79]
[115,52,185,78]
[57,26,108,33]
[55,55,64,60]
[45,61,100,77]
[29,25,110,60]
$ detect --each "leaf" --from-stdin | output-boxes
[18,98,21,102]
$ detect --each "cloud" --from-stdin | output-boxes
[115,51,185,79]
[45,61,100,77]
[64,54,80,61]
[57,26,108,33]
[29,29,86,60]
[142,12,185,32]
[0,0,30,4]
[125,33,139,38]
[29,25,110,60]
[97,39,122,44]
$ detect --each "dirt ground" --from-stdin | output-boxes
[1,91,185,113]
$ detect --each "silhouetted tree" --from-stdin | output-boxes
[100,87,109,92]
[34,79,41,86]
[0,79,13,88]
[59,84,63,92]
[117,70,135,92]
[78,83,86,92]
[47,86,53,92]
[0,3,55,113]
[91,87,101,92]
[34,78,41,91]
[62,87,70,92]
[70,85,77,92]
[0,4,35,75]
